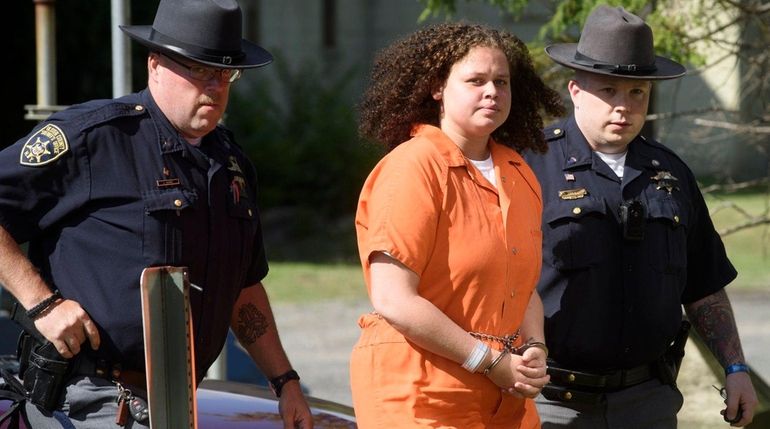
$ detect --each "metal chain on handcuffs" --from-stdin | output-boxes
[469,329,521,354]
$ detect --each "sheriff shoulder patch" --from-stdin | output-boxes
[20,124,69,167]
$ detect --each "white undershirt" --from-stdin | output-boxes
[469,154,496,187]
[595,150,627,178]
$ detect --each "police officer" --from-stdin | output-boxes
[523,5,758,428]
[0,0,313,427]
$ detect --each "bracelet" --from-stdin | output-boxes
[269,369,300,397]
[517,341,549,358]
[725,363,750,376]
[461,340,490,373]
[25,290,62,320]
[483,349,508,376]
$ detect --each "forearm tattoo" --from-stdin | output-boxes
[686,289,745,367]
[235,303,269,346]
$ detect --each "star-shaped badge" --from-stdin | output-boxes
[651,171,679,194]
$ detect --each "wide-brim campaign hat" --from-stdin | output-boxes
[545,5,685,80]
[120,0,272,69]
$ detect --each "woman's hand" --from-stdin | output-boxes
[486,347,549,398]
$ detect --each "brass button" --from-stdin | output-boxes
[563,391,573,400]
[674,215,680,223]
[134,105,144,111]
[572,207,582,215]
[553,128,562,135]
[173,199,183,207]
[567,373,576,382]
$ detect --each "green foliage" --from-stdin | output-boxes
[418,0,708,66]
[706,190,770,289]
[418,0,529,21]
[227,55,381,219]
[225,54,382,262]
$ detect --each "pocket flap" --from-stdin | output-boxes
[544,196,606,224]
[143,188,197,212]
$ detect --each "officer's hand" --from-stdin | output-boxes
[277,381,314,429]
[34,299,101,358]
[721,371,757,427]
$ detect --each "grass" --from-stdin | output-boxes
[262,262,367,303]
[262,191,770,303]
[705,190,770,290]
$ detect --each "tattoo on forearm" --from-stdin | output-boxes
[235,303,269,346]
[687,289,745,367]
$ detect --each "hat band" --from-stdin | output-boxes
[573,51,657,75]
[148,29,245,65]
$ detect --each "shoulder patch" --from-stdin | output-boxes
[20,124,69,167]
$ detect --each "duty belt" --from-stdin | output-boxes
[542,359,657,404]
[71,354,147,392]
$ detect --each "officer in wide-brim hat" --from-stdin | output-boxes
[120,0,272,69]
[523,4,759,428]
[545,5,685,80]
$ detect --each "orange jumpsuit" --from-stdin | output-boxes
[351,125,543,428]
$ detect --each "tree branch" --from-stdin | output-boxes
[693,118,770,134]
[719,217,770,236]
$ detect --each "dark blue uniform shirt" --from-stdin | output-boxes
[523,117,736,370]
[0,89,268,378]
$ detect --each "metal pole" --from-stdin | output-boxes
[140,267,198,429]
[208,339,227,380]
[111,0,132,97]
[34,0,56,107]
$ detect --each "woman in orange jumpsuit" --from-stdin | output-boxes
[351,23,565,428]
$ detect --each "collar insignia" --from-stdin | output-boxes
[651,171,679,194]
[558,188,588,200]
[20,124,69,167]
[227,156,244,174]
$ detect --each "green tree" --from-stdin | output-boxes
[419,0,770,236]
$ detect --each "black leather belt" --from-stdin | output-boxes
[547,360,655,390]
[71,354,146,391]
[543,359,658,404]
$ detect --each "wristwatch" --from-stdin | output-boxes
[269,369,300,397]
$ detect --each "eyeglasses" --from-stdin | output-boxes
[162,54,242,83]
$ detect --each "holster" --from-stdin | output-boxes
[655,320,691,388]
[11,303,72,411]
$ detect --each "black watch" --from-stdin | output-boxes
[269,369,300,397]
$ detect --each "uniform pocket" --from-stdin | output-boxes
[141,188,198,261]
[543,196,609,270]
[646,195,688,273]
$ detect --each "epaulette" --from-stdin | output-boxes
[19,99,149,167]
[543,122,567,143]
[50,99,150,135]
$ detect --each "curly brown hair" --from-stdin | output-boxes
[359,22,564,153]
